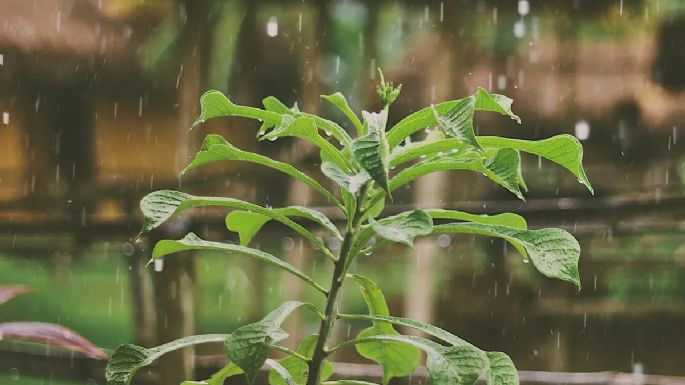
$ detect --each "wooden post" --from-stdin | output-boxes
[152,1,207,383]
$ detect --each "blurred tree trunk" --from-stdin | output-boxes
[402,1,462,332]
[130,236,158,347]
[153,0,208,383]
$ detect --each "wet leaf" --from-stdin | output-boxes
[260,115,351,171]
[352,132,390,195]
[433,223,581,287]
[226,206,341,246]
[225,302,320,384]
[263,96,353,147]
[322,92,364,136]
[181,134,340,206]
[321,161,370,194]
[347,335,487,385]
[152,233,327,294]
[369,210,433,248]
[349,275,420,385]
[479,135,593,194]
[387,148,524,200]
[432,97,480,150]
[485,352,519,385]
[106,334,228,385]
[140,190,335,260]
[425,209,527,229]
[386,88,519,148]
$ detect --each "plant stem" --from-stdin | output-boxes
[306,185,368,385]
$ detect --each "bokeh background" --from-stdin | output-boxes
[1,0,685,384]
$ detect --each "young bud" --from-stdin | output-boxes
[376,68,402,107]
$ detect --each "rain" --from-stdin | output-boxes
[0,1,684,385]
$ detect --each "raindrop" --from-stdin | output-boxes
[138,96,143,117]
[514,20,526,38]
[282,237,295,251]
[574,119,590,140]
[518,1,530,16]
[2,112,9,125]
[620,0,624,15]
[154,259,164,272]
[0,54,3,66]
[437,234,451,248]
[266,17,279,38]
[439,2,444,22]
[297,13,302,33]
[121,242,135,256]
[56,11,62,32]
[497,75,507,90]
[335,55,341,75]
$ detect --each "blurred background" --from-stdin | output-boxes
[1,0,685,384]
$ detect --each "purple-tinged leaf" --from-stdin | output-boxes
[0,285,31,306]
[0,322,107,359]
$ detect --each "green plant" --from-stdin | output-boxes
[106,70,592,385]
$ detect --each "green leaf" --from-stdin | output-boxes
[343,335,487,385]
[152,233,327,294]
[432,97,480,150]
[473,87,521,124]
[263,96,353,147]
[485,352,519,385]
[225,302,319,384]
[193,90,281,129]
[226,206,342,246]
[338,314,469,347]
[352,131,390,196]
[322,92,364,136]
[389,134,592,195]
[260,115,351,171]
[369,210,433,248]
[482,148,525,201]
[182,135,341,206]
[266,359,300,385]
[106,334,228,385]
[479,135,593,194]
[425,209,527,229]
[225,211,270,246]
[181,363,244,385]
[348,275,420,385]
[140,190,336,260]
[321,161,370,194]
[267,335,333,385]
[342,189,358,229]
[387,149,524,200]
[386,88,519,148]
[360,195,385,222]
[433,223,581,287]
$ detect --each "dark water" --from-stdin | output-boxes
[1,0,685,383]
